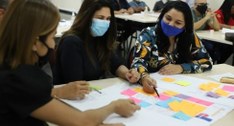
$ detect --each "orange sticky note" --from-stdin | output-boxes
[215,89,229,96]
[168,101,181,112]
[163,90,179,96]
[161,77,175,82]
[199,84,213,91]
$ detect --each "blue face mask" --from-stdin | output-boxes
[160,20,184,37]
[91,18,110,37]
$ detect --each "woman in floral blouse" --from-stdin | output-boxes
[131,1,212,91]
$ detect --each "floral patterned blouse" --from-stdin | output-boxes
[131,26,213,74]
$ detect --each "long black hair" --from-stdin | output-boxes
[62,0,116,72]
[156,1,194,63]
[219,0,234,24]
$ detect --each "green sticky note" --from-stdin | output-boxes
[175,80,191,86]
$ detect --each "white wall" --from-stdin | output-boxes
[51,0,224,12]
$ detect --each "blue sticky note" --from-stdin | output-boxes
[173,112,191,121]
[156,97,181,108]
[138,101,151,108]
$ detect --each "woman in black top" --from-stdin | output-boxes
[53,0,140,85]
[0,0,140,125]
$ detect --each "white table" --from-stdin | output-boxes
[115,12,159,23]
[49,64,234,126]
[196,30,232,45]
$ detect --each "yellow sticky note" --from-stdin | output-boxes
[161,77,175,82]
[133,87,155,96]
[168,101,181,112]
[199,84,213,91]
[180,100,205,117]
[163,90,179,96]
[175,80,191,86]
[215,89,229,96]
[207,82,220,88]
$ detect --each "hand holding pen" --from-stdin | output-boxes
[140,73,159,97]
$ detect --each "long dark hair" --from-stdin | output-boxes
[156,1,194,63]
[0,0,59,68]
[61,0,116,72]
[219,0,234,24]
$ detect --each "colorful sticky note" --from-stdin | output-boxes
[121,89,137,96]
[228,95,234,99]
[175,80,191,86]
[207,82,220,88]
[157,93,170,100]
[133,87,156,96]
[215,89,229,96]
[199,84,213,91]
[161,77,175,82]
[168,101,181,112]
[173,112,191,121]
[175,94,191,99]
[206,92,220,98]
[197,99,213,106]
[138,101,151,108]
[156,97,181,108]
[163,90,179,96]
[129,97,141,104]
[222,85,234,92]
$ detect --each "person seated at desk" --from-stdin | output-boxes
[130,1,212,91]
[213,0,234,64]
[53,0,141,87]
[129,0,150,13]
[0,0,140,126]
[191,0,220,64]
[153,0,166,13]
[112,0,134,15]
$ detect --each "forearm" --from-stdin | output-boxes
[194,17,209,30]
[115,65,129,80]
[212,17,221,31]
[220,24,233,29]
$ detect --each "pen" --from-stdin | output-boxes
[153,86,160,98]
[90,87,102,94]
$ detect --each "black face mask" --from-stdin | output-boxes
[37,35,54,67]
[196,5,208,14]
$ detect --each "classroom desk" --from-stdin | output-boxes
[48,64,234,126]
[196,30,232,45]
[115,12,159,23]
[196,30,234,65]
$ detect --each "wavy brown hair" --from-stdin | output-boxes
[61,0,117,72]
[0,0,60,69]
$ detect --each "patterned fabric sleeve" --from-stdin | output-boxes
[131,27,171,74]
[181,34,213,73]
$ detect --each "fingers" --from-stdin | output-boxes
[126,69,140,83]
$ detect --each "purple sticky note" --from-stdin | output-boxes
[228,95,234,99]
[206,92,220,98]
[175,94,191,99]
[222,85,234,92]
[121,89,137,96]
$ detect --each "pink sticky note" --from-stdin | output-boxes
[187,97,200,103]
[157,93,170,100]
[222,85,234,92]
[197,99,213,106]
[121,89,137,96]
[129,97,141,104]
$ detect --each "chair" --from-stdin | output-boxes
[225,32,234,66]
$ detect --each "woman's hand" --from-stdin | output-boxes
[52,81,90,100]
[159,64,183,75]
[125,69,140,83]
[112,99,140,117]
[141,74,157,94]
